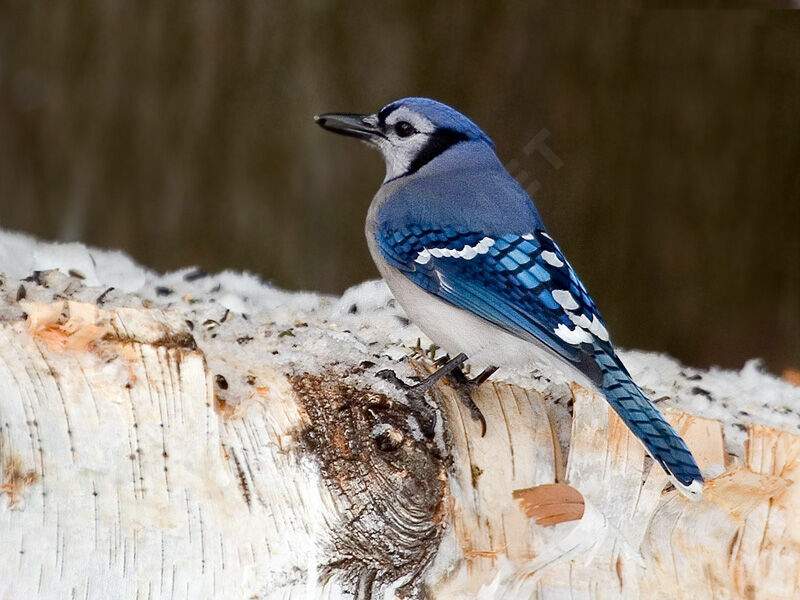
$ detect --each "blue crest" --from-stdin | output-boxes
[379,97,495,149]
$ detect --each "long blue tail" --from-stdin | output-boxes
[595,350,704,498]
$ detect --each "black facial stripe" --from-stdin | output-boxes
[377,105,396,128]
[405,128,469,176]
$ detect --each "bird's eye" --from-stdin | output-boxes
[394,121,416,138]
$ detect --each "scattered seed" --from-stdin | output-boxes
[23,271,45,285]
[184,269,208,282]
[96,287,114,305]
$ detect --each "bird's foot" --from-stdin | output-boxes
[377,353,468,438]
[447,364,496,437]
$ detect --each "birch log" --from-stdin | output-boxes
[0,295,798,599]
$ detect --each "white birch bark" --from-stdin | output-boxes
[0,294,798,599]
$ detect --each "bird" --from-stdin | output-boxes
[315,97,704,499]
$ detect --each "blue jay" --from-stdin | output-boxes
[316,97,703,499]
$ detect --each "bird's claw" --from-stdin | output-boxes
[448,364,497,437]
[377,353,468,438]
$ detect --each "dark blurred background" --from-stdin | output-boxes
[0,4,798,373]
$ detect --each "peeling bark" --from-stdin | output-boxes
[291,374,447,597]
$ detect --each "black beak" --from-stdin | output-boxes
[314,112,382,141]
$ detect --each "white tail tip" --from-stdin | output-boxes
[672,477,705,500]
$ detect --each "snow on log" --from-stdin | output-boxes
[0,230,799,599]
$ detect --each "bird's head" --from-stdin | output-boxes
[315,97,494,182]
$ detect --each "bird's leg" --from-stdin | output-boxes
[377,353,468,438]
[447,364,497,437]
[453,364,499,388]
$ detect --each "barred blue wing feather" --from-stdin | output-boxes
[375,226,608,378]
[375,224,704,495]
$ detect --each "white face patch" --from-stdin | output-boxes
[384,107,435,134]
[414,237,495,265]
[373,107,436,181]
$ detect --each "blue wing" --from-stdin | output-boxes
[375,224,703,492]
[377,225,610,384]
